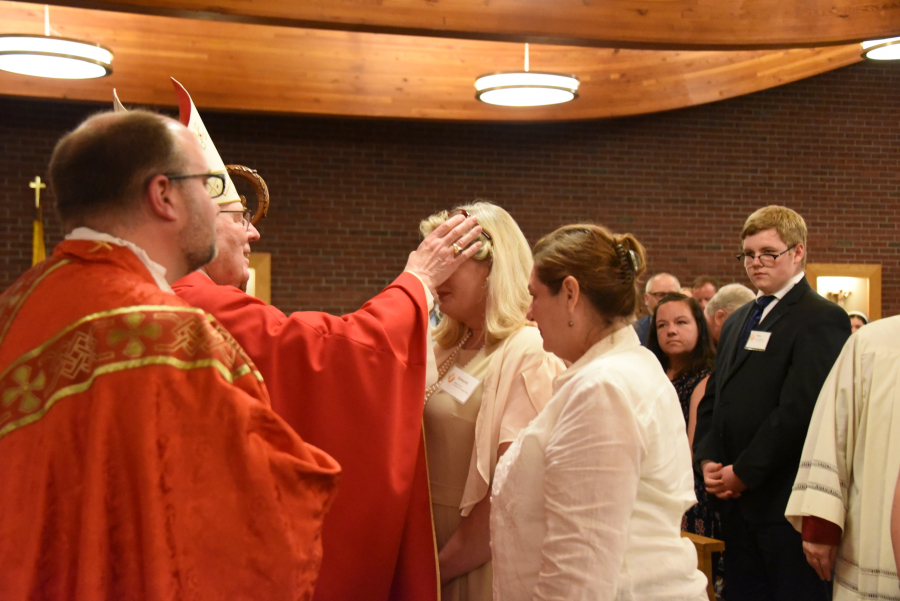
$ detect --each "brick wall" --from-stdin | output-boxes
[3,60,899,316]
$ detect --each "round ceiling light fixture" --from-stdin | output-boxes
[0,6,112,79]
[475,44,579,107]
[861,36,900,60]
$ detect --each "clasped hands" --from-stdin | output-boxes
[702,461,747,500]
[702,461,839,582]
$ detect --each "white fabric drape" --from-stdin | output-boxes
[786,316,900,600]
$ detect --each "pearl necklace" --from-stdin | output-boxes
[424,329,474,403]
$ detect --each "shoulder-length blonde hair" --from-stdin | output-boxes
[419,201,532,348]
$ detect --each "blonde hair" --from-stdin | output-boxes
[532,224,647,323]
[419,201,532,348]
[741,205,808,267]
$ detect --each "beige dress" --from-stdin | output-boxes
[424,326,564,601]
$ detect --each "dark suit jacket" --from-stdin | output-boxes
[693,276,850,524]
[632,314,651,347]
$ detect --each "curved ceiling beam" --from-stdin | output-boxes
[25,0,900,49]
[0,2,864,122]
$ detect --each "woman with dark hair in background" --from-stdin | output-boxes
[647,293,722,538]
[648,292,719,537]
[648,292,723,595]
[647,293,714,451]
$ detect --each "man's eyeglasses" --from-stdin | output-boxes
[165,172,228,199]
[736,246,795,267]
[449,208,492,243]
[220,209,254,231]
[647,291,673,300]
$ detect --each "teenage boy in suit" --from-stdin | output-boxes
[693,205,850,601]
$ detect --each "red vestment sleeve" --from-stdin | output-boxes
[173,271,438,601]
[802,516,843,546]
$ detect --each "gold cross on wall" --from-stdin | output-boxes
[29,176,46,209]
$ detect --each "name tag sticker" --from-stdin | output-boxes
[745,330,772,352]
[440,366,480,404]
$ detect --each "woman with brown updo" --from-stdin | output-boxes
[490,224,707,600]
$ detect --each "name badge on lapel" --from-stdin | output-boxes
[745,330,772,352]
[440,366,480,404]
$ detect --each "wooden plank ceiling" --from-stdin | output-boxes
[0,0,896,121]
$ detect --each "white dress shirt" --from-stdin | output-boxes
[490,326,707,601]
[758,270,805,322]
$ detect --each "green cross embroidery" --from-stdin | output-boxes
[2,365,46,413]
[107,313,162,358]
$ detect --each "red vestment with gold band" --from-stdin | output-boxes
[0,241,340,600]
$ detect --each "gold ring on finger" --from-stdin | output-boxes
[452,243,462,256]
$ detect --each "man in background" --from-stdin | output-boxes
[694,205,850,601]
[0,110,340,600]
[633,272,681,345]
[704,283,756,349]
[692,275,720,310]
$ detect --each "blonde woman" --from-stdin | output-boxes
[420,202,564,601]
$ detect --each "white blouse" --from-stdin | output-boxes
[490,326,707,601]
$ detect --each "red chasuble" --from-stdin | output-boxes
[173,270,437,601]
[0,241,340,601]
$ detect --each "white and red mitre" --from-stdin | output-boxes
[111,81,241,206]
[171,78,241,205]
[112,89,127,113]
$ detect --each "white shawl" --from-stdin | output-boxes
[459,325,564,516]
